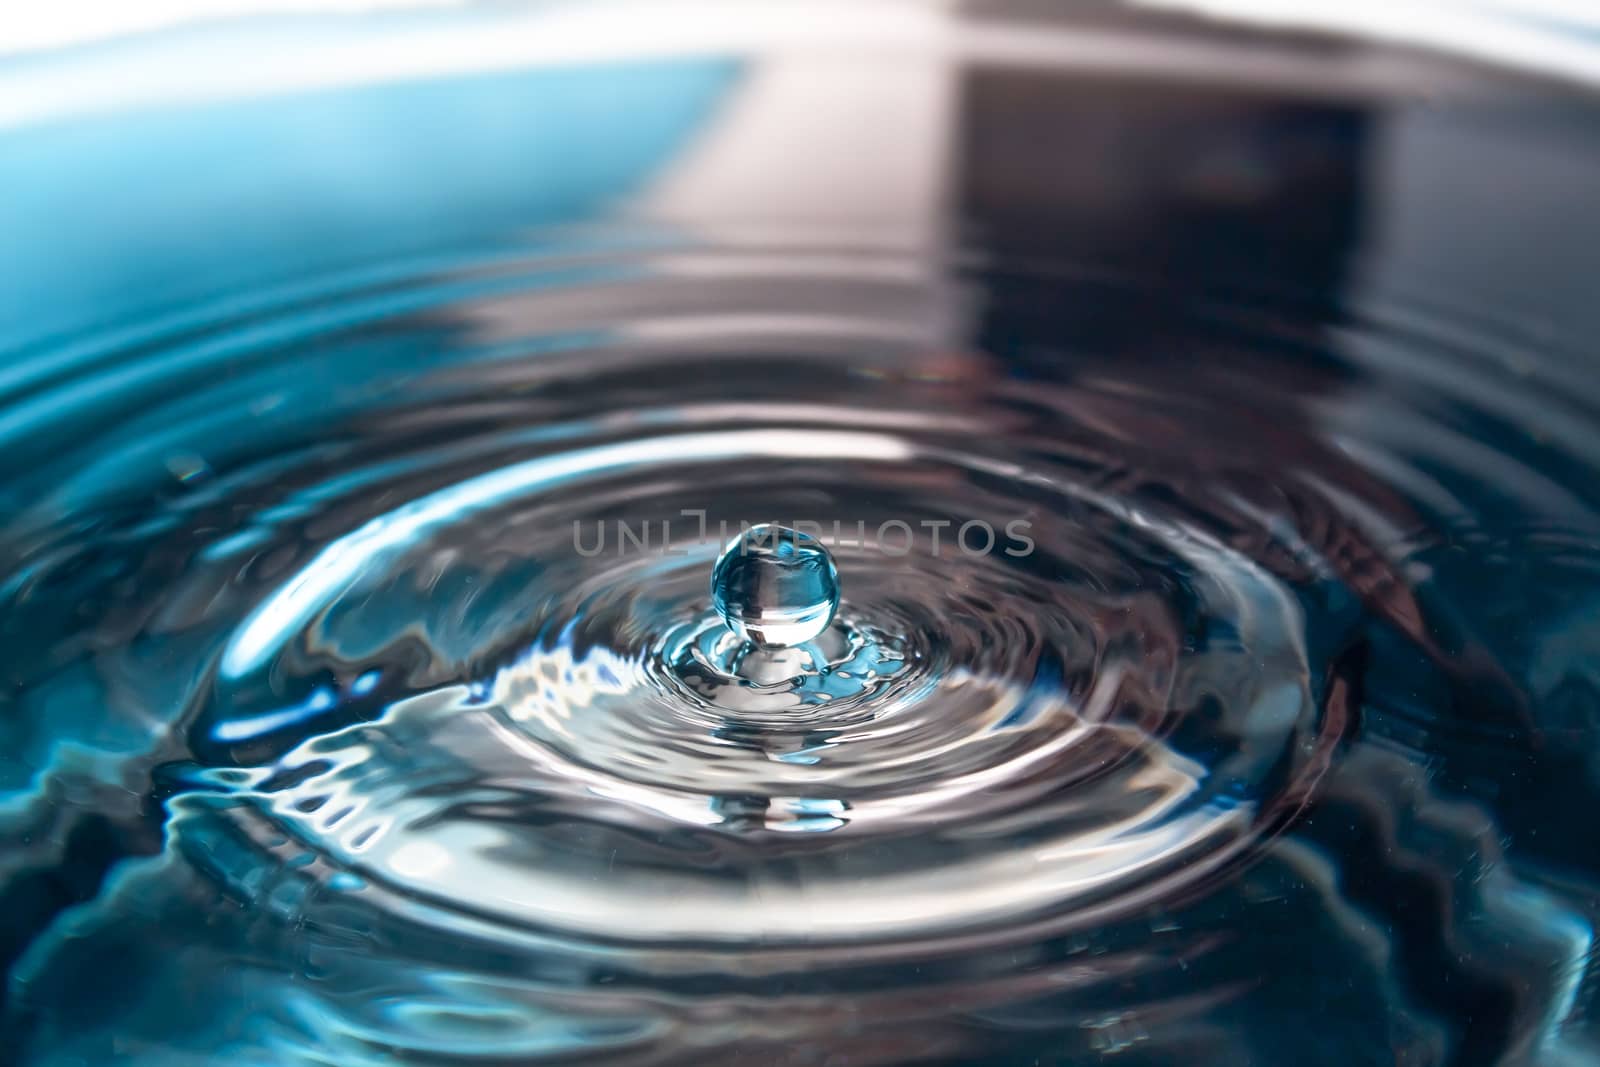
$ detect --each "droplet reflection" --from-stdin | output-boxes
[711,524,841,647]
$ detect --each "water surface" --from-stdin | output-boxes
[3,4,1600,1065]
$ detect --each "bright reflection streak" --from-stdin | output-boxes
[0,0,461,54]
[1136,0,1600,86]
[387,839,454,879]
[8,0,1600,133]
[0,2,952,129]
[221,430,914,678]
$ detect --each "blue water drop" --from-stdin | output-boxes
[711,524,840,648]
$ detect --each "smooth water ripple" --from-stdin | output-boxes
[4,5,1600,1066]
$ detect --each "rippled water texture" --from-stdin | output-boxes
[4,4,1600,1065]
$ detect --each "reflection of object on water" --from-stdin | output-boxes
[712,523,841,647]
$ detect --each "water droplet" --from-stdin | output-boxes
[711,524,839,648]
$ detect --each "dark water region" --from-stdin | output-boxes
[2,3,1600,1064]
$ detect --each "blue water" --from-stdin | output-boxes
[711,524,840,646]
[4,5,1600,1066]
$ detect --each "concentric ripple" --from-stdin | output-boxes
[5,11,1600,1064]
[2,221,1597,1065]
[168,419,1337,949]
